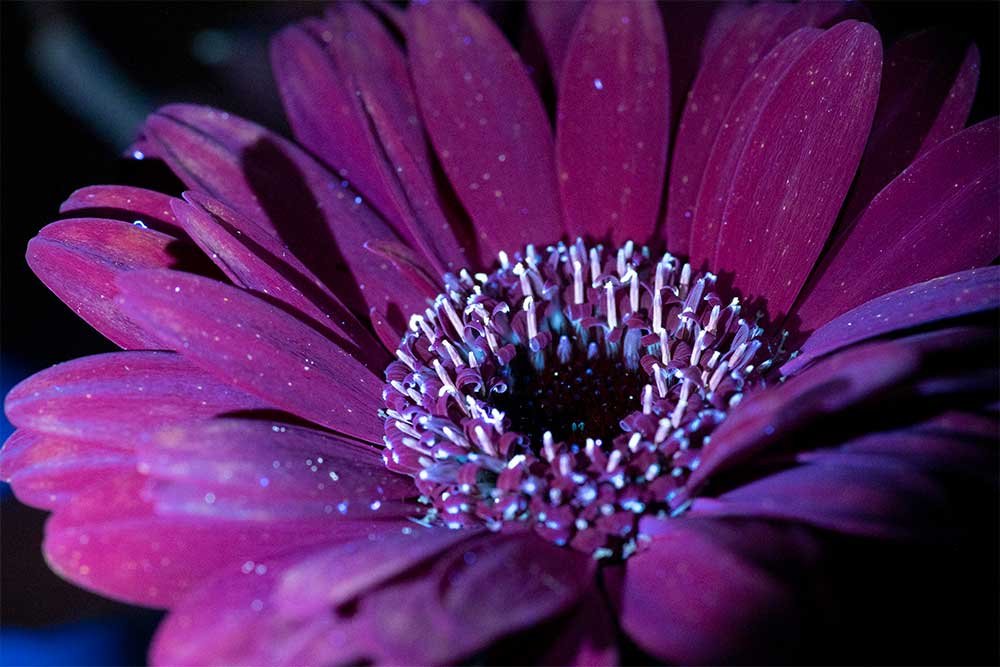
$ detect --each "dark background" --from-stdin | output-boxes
[1,2,997,665]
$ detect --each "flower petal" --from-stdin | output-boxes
[1,431,133,510]
[150,545,370,666]
[784,267,1000,374]
[4,351,265,450]
[611,518,810,664]
[409,0,564,264]
[138,419,414,522]
[174,193,389,367]
[688,339,920,491]
[274,525,477,621]
[688,27,823,269]
[527,0,584,84]
[359,530,594,664]
[556,0,670,245]
[664,2,859,252]
[140,104,429,316]
[44,474,388,608]
[60,185,185,236]
[712,21,881,323]
[661,1,719,133]
[792,117,999,333]
[270,24,403,234]
[26,219,213,349]
[689,452,948,539]
[116,270,385,442]
[332,4,471,273]
[541,587,618,666]
[840,32,980,225]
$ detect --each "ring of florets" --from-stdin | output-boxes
[381,239,773,559]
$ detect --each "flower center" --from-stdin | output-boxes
[381,240,767,559]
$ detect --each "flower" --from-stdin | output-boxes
[3,1,998,664]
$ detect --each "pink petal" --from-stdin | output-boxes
[140,104,430,316]
[541,587,618,666]
[138,419,414,521]
[784,267,1000,374]
[60,185,185,236]
[527,0,584,84]
[688,27,823,270]
[665,2,865,252]
[409,0,564,265]
[556,0,670,245]
[44,474,389,608]
[325,4,470,273]
[690,452,947,539]
[358,530,594,664]
[274,525,477,621]
[270,24,404,235]
[1,431,133,510]
[116,270,385,443]
[612,518,803,663]
[151,545,372,666]
[688,339,920,491]
[840,32,980,225]
[174,194,389,368]
[26,219,213,349]
[792,117,999,333]
[712,21,882,322]
[4,351,265,450]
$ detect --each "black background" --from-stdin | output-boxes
[2,2,997,664]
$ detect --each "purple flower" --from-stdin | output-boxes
[3,1,998,664]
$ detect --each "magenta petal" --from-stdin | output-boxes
[542,587,618,666]
[26,218,212,349]
[116,270,384,442]
[690,453,947,539]
[688,340,919,490]
[784,267,1000,374]
[713,21,881,321]
[44,474,382,608]
[688,27,823,269]
[556,0,670,245]
[840,32,980,225]
[174,194,389,367]
[60,185,185,237]
[1,432,133,510]
[4,351,265,450]
[270,24,402,233]
[792,117,999,333]
[409,0,564,264]
[661,1,719,132]
[613,518,798,664]
[275,526,477,620]
[141,104,429,316]
[331,4,470,273]
[151,544,375,667]
[362,531,594,664]
[138,419,414,521]
[664,2,794,253]
[527,0,584,85]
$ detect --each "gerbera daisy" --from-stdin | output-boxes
[3,1,998,664]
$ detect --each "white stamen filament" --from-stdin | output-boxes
[589,247,601,283]
[660,329,671,364]
[709,361,730,391]
[626,269,639,312]
[542,431,556,461]
[642,385,653,414]
[617,248,626,277]
[474,425,497,456]
[498,250,510,269]
[652,363,667,397]
[652,288,663,333]
[441,339,464,367]
[680,262,692,296]
[573,260,585,304]
[514,263,532,299]
[523,296,538,340]
[605,281,618,328]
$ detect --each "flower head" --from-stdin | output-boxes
[3,1,998,665]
